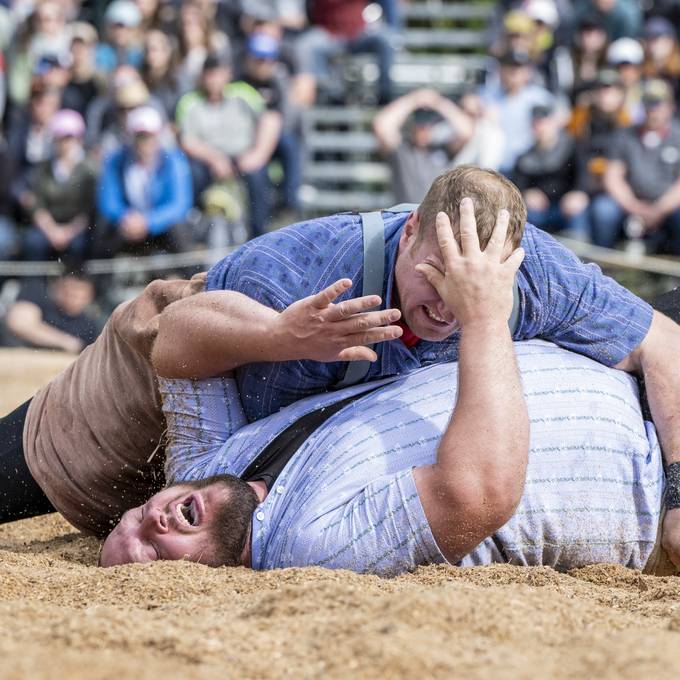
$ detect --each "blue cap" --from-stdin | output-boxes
[247,33,280,60]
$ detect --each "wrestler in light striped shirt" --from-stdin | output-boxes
[161,340,663,576]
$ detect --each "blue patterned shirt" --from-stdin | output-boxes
[160,341,663,576]
[206,212,653,422]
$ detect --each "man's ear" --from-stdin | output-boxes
[400,211,421,247]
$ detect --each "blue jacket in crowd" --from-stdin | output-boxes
[97,145,193,236]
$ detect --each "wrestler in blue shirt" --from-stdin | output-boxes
[154,168,680,569]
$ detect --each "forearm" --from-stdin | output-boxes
[152,290,283,378]
[439,320,528,496]
[243,111,282,167]
[654,178,680,217]
[640,313,680,464]
[436,98,474,146]
[181,135,223,166]
[6,303,82,352]
[604,169,645,214]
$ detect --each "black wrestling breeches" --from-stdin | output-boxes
[0,399,55,523]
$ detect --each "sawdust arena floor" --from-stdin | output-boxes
[1,348,679,679]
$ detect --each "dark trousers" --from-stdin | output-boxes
[0,399,55,523]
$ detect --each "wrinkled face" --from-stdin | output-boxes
[100,482,231,567]
[394,213,459,341]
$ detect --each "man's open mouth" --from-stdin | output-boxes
[423,305,450,326]
[175,494,203,527]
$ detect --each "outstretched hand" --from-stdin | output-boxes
[415,198,524,330]
[275,278,403,363]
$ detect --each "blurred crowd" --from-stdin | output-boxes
[2,0,680,353]
[378,0,680,258]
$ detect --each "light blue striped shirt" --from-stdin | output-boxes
[160,341,663,576]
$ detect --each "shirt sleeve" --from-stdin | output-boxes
[159,376,248,484]
[284,469,446,576]
[518,225,654,365]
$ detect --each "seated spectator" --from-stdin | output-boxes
[97,106,193,255]
[2,273,100,353]
[22,109,95,263]
[95,0,144,75]
[31,53,71,95]
[594,79,680,253]
[61,22,101,117]
[606,37,644,124]
[568,69,631,237]
[177,54,281,238]
[6,84,61,211]
[642,17,680,106]
[554,13,608,99]
[294,0,396,104]
[511,103,578,234]
[240,32,301,212]
[237,0,315,109]
[373,88,474,204]
[176,0,231,94]
[6,0,71,107]
[452,89,505,170]
[480,47,554,174]
[141,29,183,119]
[86,65,168,158]
[571,0,641,42]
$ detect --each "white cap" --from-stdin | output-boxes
[525,0,559,29]
[126,106,163,135]
[607,38,644,66]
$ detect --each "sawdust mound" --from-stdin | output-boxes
[2,349,680,679]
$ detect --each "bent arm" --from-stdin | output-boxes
[603,159,646,214]
[413,317,528,563]
[151,281,402,379]
[616,311,680,463]
[6,301,83,353]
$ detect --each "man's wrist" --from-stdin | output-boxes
[666,462,680,510]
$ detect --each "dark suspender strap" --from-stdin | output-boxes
[334,210,386,388]
[509,277,521,335]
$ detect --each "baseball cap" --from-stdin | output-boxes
[115,80,150,108]
[202,53,230,72]
[33,53,70,76]
[503,10,534,35]
[642,79,673,105]
[525,0,559,28]
[49,109,86,138]
[70,21,98,45]
[531,102,554,119]
[499,47,532,67]
[412,107,442,126]
[105,0,142,27]
[643,16,676,40]
[606,38,644,66]
[126,106,163,135]
[247,33,280,60]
